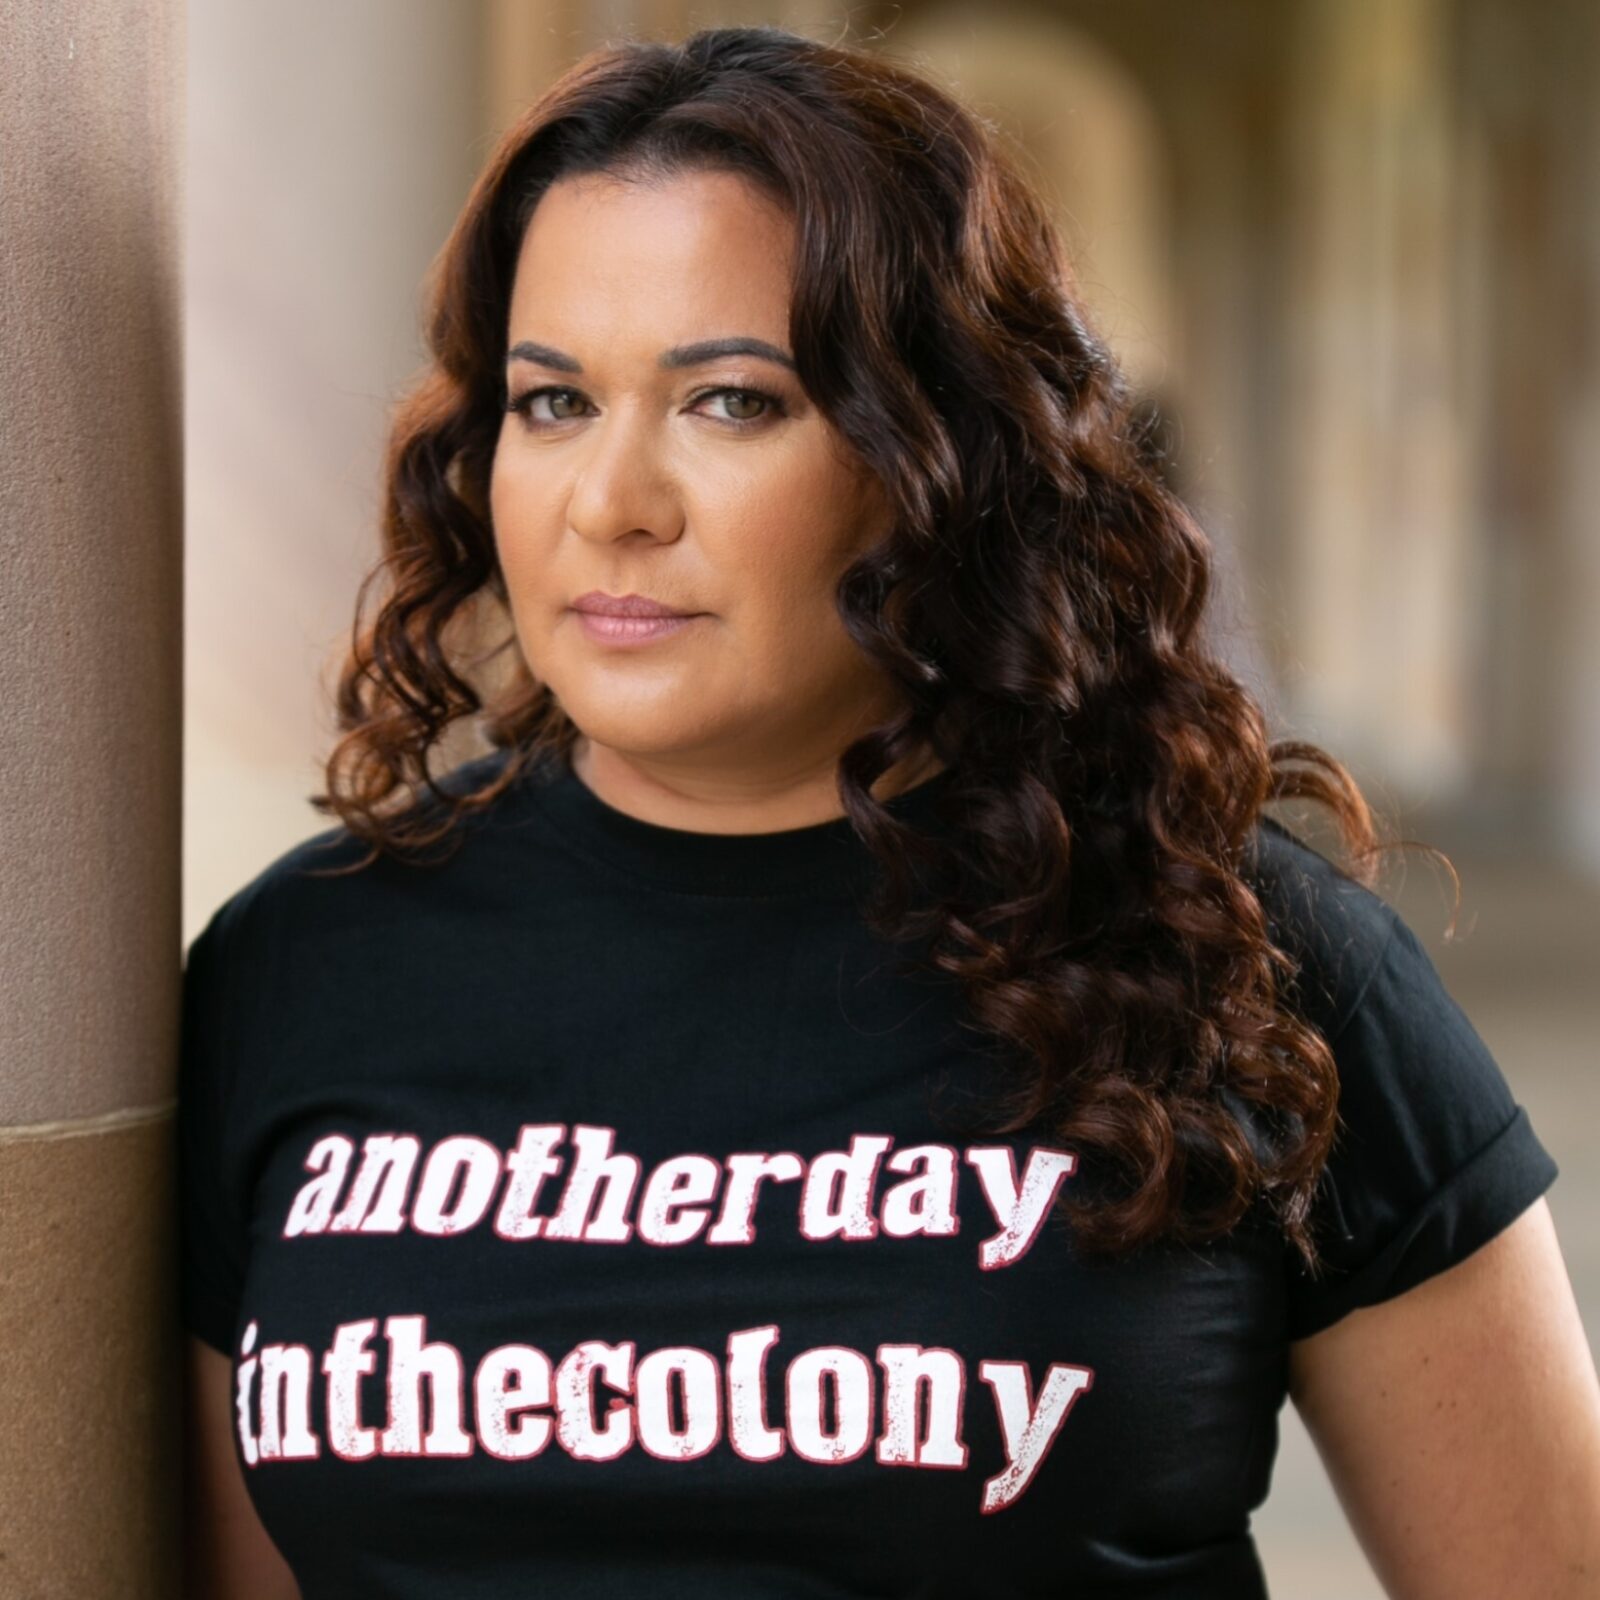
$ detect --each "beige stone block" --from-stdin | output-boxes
[0,1112,178,1599]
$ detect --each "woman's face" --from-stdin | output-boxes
[488,167,903,799]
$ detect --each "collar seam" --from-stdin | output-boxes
[519,789,863,903]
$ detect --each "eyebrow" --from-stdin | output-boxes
[505,336,797,374]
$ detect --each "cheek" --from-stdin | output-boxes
[718,496,848,612]
[488,454,556,589]
[730,440,884,575]
[711,500,885,681]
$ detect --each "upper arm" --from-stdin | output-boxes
[1287,1197,1600,1600]
[182,1335,301,1600]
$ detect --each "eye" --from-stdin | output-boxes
[505,386,589,425]
[503,384,787,431]
[696,386,783,425]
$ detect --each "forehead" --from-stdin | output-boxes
[507,169,796,348]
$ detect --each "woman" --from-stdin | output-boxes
[178,24,1600,1599]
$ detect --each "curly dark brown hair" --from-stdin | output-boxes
[308,23,1454,1280]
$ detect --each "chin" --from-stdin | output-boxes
[564,708,724,758]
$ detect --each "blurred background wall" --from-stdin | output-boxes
[3,2,183,1589]
[186,4,1599,1596]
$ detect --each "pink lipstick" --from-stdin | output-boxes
[569,591,707,646]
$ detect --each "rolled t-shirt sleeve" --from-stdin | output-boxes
[1284,906,1560,1342]
[175,912,249,1355]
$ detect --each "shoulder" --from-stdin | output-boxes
[1239,812,1402,1044]
[1245,819,1562,1338]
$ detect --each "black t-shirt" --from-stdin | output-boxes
[177,746,1559,1598]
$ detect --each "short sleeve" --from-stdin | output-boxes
[1284,906,1560,1341]
[175,912,250,1354]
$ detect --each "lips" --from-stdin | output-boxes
[571,591,700,618]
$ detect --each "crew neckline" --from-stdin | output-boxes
[514,745,956,899]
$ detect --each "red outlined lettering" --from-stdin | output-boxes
[474,1344,554,1461]
[964,1145,1078,1269]
[493,1122,567,1241]
[726,1324,786,1463]
[322,1318,380,1461]
[786,1347,875,1464]
[879,1144,962,1240]
[379,1313,473,1458]
[327,1133,420,1234]
[707,1152,804,1245]
[634,1346,721,1460]
[409,1135,502,1236]
[636,1154,722,1247]
[544,1126,638,1244]
[233,1313,1093,1512]
[554,1339,637,1461]
[257,1341,320,1460]
[977,1359,1094,1513]
[798,1134,894,1242]
[234,1320,260,1468]
[875,1343,969,1468]
[282,1135,354,1237]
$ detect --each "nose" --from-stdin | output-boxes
[564,401,684,547]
